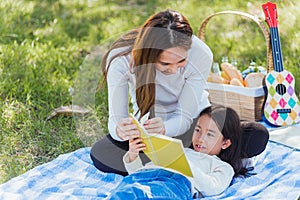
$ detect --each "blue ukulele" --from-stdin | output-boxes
[262,1,300,126]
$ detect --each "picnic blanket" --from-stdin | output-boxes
[0,139,299,200]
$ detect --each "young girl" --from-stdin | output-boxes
[107,105,249,199]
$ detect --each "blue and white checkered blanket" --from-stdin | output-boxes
[0,140,299,199]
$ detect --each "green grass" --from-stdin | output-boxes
[1,0,300,184]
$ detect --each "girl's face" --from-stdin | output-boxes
[192,114,231,155]
[155,46,188,75]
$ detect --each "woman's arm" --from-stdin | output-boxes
[106,54,132,141]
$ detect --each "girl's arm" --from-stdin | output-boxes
[191,160,234,196]
[123,138,146,174]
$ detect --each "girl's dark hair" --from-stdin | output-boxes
[101,9,193,119]
[200,105,248,177]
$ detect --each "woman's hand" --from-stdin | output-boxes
[116,118,140,140]
[143,117,165,135]
[128,138,146,162]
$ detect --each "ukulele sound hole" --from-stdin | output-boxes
[276,84,286,95]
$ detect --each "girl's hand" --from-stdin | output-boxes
[116,117,140,140]
[128,138,146,162]
[143,117,165,135]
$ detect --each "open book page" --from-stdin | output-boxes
[129,113,193,177]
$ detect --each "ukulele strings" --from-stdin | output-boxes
[266,5,284,95]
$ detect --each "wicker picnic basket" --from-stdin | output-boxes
[198,11,274,121]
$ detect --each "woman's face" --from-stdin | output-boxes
[155,46,188,75]
[192,114,231,155]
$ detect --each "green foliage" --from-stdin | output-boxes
[1,0,300,184]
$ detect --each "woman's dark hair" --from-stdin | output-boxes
[101,9,193,119]
[199,105,248,177]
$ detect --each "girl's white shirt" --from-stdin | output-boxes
[106,35,213,141]
[123,148,234,197]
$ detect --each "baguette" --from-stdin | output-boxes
[230,77,244,87]
[221,62,243,83]
[221,71,230,83]
[207,72,228,84]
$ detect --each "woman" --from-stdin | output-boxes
[90,9,213,175]
[90,9,269,176]
[107,105,250,199]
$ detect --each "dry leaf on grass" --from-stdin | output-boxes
[46,105,90,120]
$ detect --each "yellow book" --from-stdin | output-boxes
[129,113,193,177]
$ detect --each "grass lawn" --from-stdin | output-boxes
[1,0,299,184]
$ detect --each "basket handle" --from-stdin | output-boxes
[198,10,273,71]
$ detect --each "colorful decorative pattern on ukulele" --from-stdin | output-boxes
[264,70,300,125]
[262,1,300,126]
